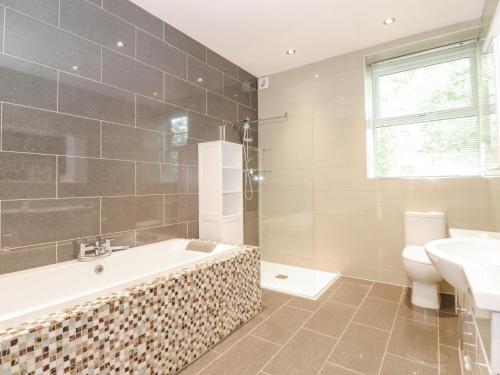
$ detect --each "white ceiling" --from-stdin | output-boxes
[130,0,485,77]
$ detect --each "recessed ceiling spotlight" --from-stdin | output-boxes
[286,49,296,55]
[383,17,396,25]
[197,77,203,82]
[117,41,124,47]
[72,65,79,71]
[313,74,319,78]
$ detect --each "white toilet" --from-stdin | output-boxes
[402,211,446,309]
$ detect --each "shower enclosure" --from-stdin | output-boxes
[226,111,337,299]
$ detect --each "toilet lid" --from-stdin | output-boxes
[402,246,432,265]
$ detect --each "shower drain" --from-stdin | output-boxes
[95,264,104,274]
[275,274,288,279]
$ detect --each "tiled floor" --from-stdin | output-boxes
[179,277,461,375]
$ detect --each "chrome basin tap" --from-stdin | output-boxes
[78,238,129,261]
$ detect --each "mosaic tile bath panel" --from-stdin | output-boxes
[0,246,261,374]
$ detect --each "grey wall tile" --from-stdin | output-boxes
[238,104,258,122]
[207,49,237,78]
[5,10,101,81]
[102,49,163,99]
[164,73,206,113]
[251,89,258,110]
[60,0,135,57]
[187,220,199,239]
[136,162,183,195]
[164,194,198,223]
[164,134,200,165]
[1,198,100,248]
[103,0,163,38]
[188,56,223,94]
[224,75,251,106]
[207,92,237,123]
[136,29,187,79]
[87,0,102,6]
[0,7,4,52]
[2,104,101,157]
[0,0,58,25]
[237,67,257,89]
[102,122,162,162]
[187,166,198,194]
[0,53,57,110]
[187,111,221,141]
[135,223,186,246]
[59,73,135,125]
[101,195,163,233]
[58,157,134,197]
[56,231,134,262]
[0,243,57,274]
[164,22,206,62]
[0,151,56,200]
[136,95,187,133]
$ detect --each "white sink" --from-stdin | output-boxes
[425,238,500,310]
[425,236,500,373]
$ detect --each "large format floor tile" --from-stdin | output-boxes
[440,345,461,375]
[319,363,360,374]
[380,354,438,375]
[328,283,370,307]
[398,289,438,325]
[263,329,337,375]
[251,306,312,345]
[304,302,357,338]
[328,322,390,375]
[387,318,439,367]
[260,290,293,317]
[179,350,220,375]
[439,313,459,348]
[352,297,398,331]
[181,276,460,375]
[367,283,404,303]
[212,315,265,353]
[199,335,280,375]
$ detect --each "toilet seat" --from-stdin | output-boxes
[402,246,432,265]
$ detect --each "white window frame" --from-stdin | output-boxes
[368,41,481,178]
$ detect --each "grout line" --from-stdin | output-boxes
[99,121,103,158]
[247,333,283,347]
[1,99,227,142]
[55,155,58,198]
[0,102,3,151]
[0,48,251,125]
[99,196,102,235]
[349,320,392,333]
[377,288,405,375]
[437,303,441,375]
[1,2,257,91]
[317,281,375,375]
[255,279,347,374]
[386,352,439,369]
[398,315,438,327]
[301,326,339,340]
[0,192,195,203]
[188,294,294,373]
[56,70,59,112]
[0,149,198,168]
[2,7,6,54]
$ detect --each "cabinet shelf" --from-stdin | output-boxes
[198,141,243,244]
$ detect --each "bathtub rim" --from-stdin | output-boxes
[0,239,251,335]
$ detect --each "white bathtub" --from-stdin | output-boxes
[0,238,237,331]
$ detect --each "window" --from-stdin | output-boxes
[367,41,496,177]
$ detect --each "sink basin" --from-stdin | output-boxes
[425,238,500,310]
[426,236,500,373]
